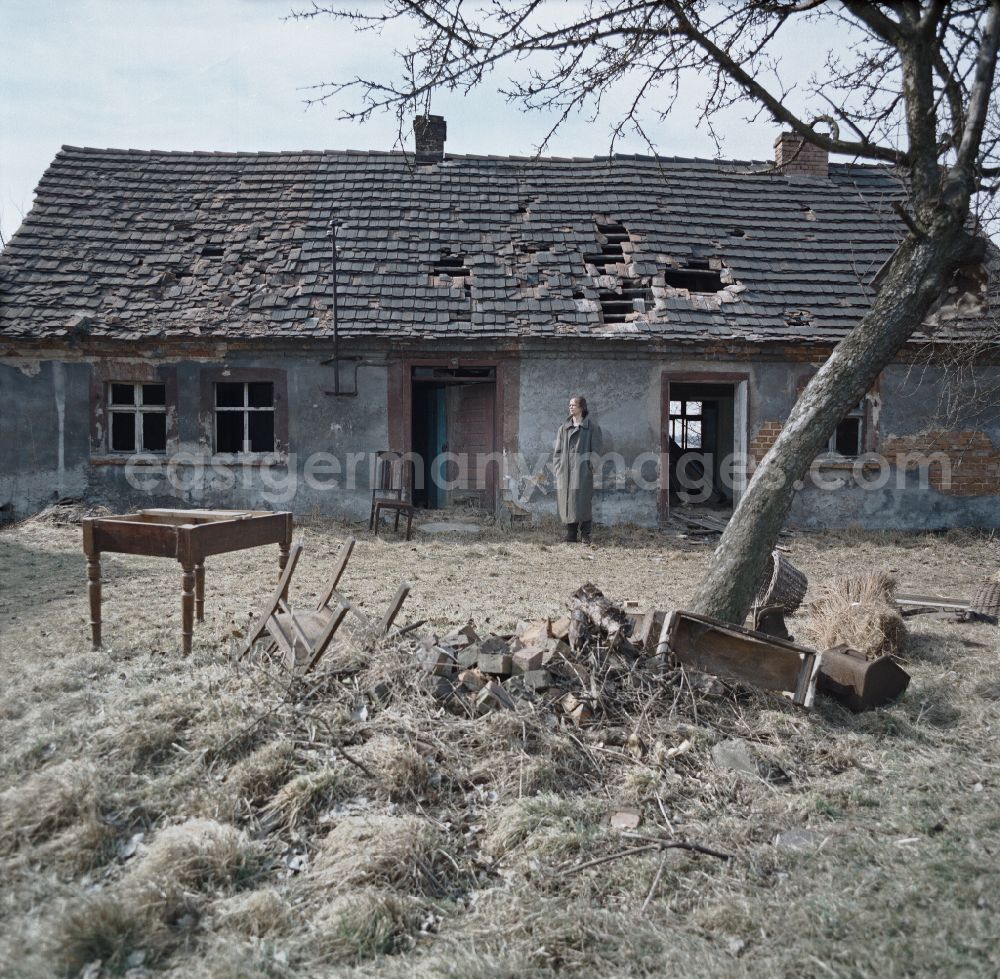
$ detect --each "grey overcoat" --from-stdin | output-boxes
[553,416,603,524]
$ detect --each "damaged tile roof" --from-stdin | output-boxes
[0,143,965,344]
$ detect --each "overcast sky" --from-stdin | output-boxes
[1,0,847,245]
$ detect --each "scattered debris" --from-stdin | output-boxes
[657,610,822,708]
[711,738,766,777]
[817,643,910,712]
[754,549,808,615]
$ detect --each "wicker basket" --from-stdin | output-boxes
[755,549,808,614]
[969,576,1000,617]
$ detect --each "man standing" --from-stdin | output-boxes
[553,395,602,543]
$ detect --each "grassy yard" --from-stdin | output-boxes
[0,512,998,978]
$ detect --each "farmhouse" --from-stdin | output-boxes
[1,120,997,529]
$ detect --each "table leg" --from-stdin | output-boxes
[195,562,205,622]
[87,553,102,649]
[279,541,291,600]
[181,561,195,655]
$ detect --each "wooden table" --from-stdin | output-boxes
[82,508,294,655]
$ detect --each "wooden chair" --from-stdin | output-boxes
[237,537,411,674]
[370,451,416,541]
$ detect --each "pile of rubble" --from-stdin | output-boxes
[410,571,917,722]
[415,583,673,726]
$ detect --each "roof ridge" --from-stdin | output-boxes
[55,144,889,171]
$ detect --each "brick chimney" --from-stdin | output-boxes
[413,114,447,165]
[774,131,828,177]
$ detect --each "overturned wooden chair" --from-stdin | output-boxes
[237,537,411,674]
[370,451,416,541]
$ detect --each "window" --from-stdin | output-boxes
[214,381,275,453]
[669,399,703,450]
[107,382,167,453]
[827,402,865,456]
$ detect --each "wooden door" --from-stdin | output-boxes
[446,382,497,510]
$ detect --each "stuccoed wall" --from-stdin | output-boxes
[516,352,1000,530]
[0,351,389,521]
[789,363,1000,530]
[2,346,999,530]
[0,359,91,517]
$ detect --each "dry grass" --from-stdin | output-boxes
[1,517,999,977]
[803,568,908,657]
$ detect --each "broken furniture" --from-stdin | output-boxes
[969,576,1000,618]
[238,536,411,673]
[82,508,294,655]
[754,549,808,613]
[657,610,823,708]
[370,450,416,541]
[817,643,910,712]
[894,591,997,622]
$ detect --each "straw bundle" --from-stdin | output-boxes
[803,569,906,659]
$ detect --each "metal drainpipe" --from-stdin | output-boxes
[327,219,340,395]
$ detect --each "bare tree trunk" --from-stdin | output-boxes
[689,221,982,623]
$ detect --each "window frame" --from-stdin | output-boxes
[199,367,288,461]
[90,364,179,461]
[668,398,704,451]
[106,381,169,454]
[213,380,276,455]
[796,370,880,463]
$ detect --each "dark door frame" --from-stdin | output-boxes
[660,370,750,522]
[387,356,519,513]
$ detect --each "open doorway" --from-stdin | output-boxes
[661,373,748,520]
[410,366,497,510]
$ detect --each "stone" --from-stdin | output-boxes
[420,521,480,535]
[711,738,765,777]
[773,829,827,850]
[457,645,481,669]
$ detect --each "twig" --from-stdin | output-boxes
[619,831,733,861]
[557,842,660,875]
[641,854,667,912]
[334,743,377,779]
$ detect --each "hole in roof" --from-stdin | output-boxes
[598,279,653,323]
[729,228,746,237]
[663,263,724,294]
[201,245,224,258]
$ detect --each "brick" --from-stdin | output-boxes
[458,668,487,692]
[512,646,545,674]
[522,669,553,690]
[476,680,516,713]
[418,645,457,677]
[479,652,513,676]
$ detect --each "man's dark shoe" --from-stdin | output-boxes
[580,521,593,545]
[563,522,579,542]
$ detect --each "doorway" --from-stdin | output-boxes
[410,366,498,510]
[660,373,748,520]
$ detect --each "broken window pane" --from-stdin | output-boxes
[685,420,703,448]
[216,412,244,453]
[142,383,166,406]
[247,382,273,408]
[216,382,244,408]
[110,383,135,406]
[686,401,702,416]
[248,411,274,453]
[111,412,136,452]
[834,417,862,456]
[143,412,167,452]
